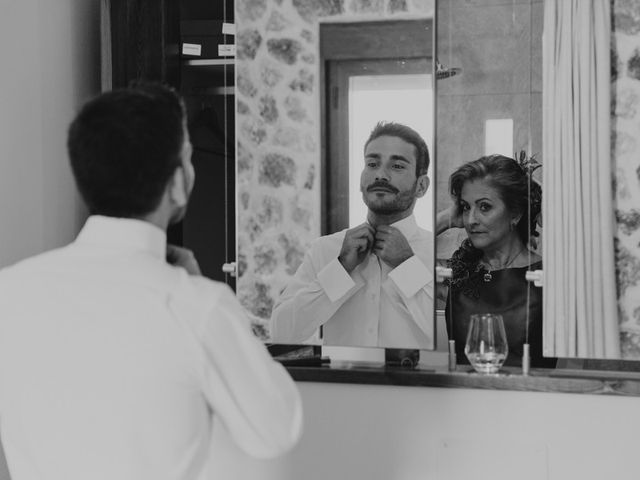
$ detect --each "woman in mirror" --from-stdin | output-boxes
[436,154,555,368]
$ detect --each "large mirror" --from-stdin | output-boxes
[235,0,436,358]
[234,0,635,363]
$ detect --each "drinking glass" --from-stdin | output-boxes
[464,313,508,374]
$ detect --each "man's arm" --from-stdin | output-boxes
[270,249,364,343]
[270,226,374,343]
[177,284,303,459]
[374,226,434,344]
[385,256,434,344]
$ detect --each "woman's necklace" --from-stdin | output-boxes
[482,247,527,282]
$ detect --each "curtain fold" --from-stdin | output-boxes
[542,0,619,358]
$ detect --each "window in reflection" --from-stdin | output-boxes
[484,118,513,157]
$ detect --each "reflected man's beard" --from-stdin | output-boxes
[363,181,417,215]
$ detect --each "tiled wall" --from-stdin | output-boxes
[613,0,640,359]
[235,0,434,338]
[435,0,542,260]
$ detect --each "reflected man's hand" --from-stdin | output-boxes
[373,225,414,269]
[338,223,375,274]
[166,244,202,276]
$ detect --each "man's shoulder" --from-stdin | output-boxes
[409,227,434,268]
[170,269,238,314]
[311,229,347,248]
[303,230,347,264]
[167,271,250,333]
[411,226,434,244]
[184,273,234,301]
[0,246,71,279]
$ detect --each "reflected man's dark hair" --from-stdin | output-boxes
[364,121,430,177]
[449,154,541,245]
[67,82,186,218]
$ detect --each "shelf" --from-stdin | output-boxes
[183,86,234,97]
[183,58,234,67]
[285,361,640,397]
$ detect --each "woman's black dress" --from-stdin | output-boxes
[445,260,556,368]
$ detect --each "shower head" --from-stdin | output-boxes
[436,60,462,80]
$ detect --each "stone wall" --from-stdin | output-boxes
[235,0,434,339]
[612,0,640,358]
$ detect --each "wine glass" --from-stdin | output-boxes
[464,313,508,374]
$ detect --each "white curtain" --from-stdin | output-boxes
[542,0,619,358]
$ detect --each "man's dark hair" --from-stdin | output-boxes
[67,82,186,217]
[364,121,430,177]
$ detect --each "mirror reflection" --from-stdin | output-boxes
[433,0,552,367]
[436,153,554,368]
[271,121,433,349]
[233,0,636,363]
[235,0,436,350]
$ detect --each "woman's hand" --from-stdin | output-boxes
[166,244,202,276]
[436,203,464,235]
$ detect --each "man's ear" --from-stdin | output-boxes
[415,174,430,198]
[168,166,188,207]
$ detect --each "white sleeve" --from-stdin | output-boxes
[179,285,303,459]
[387,255,432,297]
[384,255,434,346]
[270,251,364,343]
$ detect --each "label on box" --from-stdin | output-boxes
[218,44,236,57]
[222,23,236,35]
[182,43,202,56]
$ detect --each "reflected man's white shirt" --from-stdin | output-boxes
[0,215,302,480]
[271,214,434,349]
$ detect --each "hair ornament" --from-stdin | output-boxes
[515,149,541,178]
[515,150,542,234]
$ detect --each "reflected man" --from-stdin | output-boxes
[271,122,434,348]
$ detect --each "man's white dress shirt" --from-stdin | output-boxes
[270,215,434,349]
[0,216,302,480]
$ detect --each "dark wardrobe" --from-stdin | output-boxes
[104,0,236,288]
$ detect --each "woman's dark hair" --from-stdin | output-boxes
[449,154,541,245]
[447,154,542,290]
[67,82,186,218]
[364,121,430,177]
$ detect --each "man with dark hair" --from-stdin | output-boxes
[0,83,301,480]
[271,121,434,349]
[67,82,190,219]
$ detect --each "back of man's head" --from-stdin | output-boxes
[67,82,186,218]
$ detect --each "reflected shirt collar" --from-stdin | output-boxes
[368,214,419,239]
[75,215,167,259]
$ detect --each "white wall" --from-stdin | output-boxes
[207,381,640,480]
[0,0,99,269]
[0,1,99,478]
